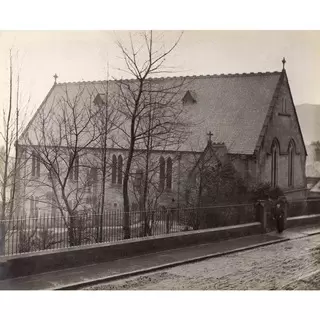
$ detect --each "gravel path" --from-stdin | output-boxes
[84,234,320,290]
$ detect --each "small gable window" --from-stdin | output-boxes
[282,97,287,113]
[182,90,196,105]
[93,93,107,107]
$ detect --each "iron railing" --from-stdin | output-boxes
[2,198,319,257]
[0,203,257,256]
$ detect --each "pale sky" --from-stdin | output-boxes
[1,30,320,126]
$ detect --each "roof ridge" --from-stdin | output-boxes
[55,71,282,86]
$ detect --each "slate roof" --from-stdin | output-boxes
[20,71,283,155]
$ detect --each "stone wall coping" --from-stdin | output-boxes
[1,222,260,263]
[287,214,320,221]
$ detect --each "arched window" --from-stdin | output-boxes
[117,155,123,185]
[112,155,117,184]
[271,139,279,187]
[134,169,144,191]
[30,196,39,217]
[166,157,172,190]
[288,140,295,187]
[91,167,98,183]
[32,151,40,178]
[69,152,79,181]
[159,156,165,190]
[74,154,79,181]
[315,148,320,162]
[51,194,57,216]
[30,196,34,217]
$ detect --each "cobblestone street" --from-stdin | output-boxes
[85,233,320,290]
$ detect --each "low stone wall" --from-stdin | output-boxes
[286,214,320,229]
[287,200,320,218]
[257,199,320,232]
[0,222,261,280]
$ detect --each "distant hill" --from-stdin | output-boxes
[296,104,320,145]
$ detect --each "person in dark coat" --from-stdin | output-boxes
[273,196,287,233]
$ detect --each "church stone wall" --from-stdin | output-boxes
[230,156,256,187]
[257,76,307,196]
[90,149,200,210]
[17,144,201,216]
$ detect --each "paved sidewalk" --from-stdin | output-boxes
[0,225,319,290]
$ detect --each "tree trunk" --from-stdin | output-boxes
[98,109,108,243]
[0,223,5,256]
[122,140,134,239]
[141,140,151,236]
[0,52,13,255]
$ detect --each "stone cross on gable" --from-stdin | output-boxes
[53,73,58,84]
[207,131,213,142]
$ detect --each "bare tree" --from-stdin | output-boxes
[130,91,189,236]
[22,84,103,247]
[89,80,121,242]
[0,49,30,255]
[115,31,187,239]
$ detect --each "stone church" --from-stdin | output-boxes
[16,61,307,217]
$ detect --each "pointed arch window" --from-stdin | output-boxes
[166,157,172,190]
[30,196,34,217]
[117,155,123,185]
[112,155,117,184]
[288,140,295,187]
[134,169,144,192]
[32,151,41,178]
[271,140,279,187]
[74,154,79,181]
[69,152,79,181]
[315,147,320,162]
[159,156,165,190]
[51,194,57,216]
[30,196,39,217]
[91,167,98,183]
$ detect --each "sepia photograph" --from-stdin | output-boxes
[1,12,320,302]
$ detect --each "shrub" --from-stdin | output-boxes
[249,182,284,202]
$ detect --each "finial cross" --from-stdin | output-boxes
[207,131,213,142]
[282,57,286,70]
[53,73,58,84]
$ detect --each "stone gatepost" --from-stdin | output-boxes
[255,200,267,233]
